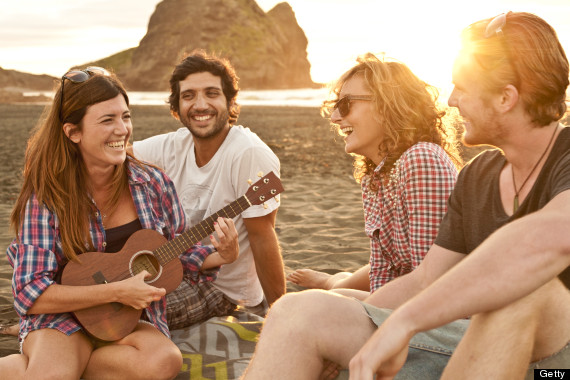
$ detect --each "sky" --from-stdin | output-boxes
[1,0,570,94]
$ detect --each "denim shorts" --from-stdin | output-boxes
[357,302,469,380]
[340,302,569,380]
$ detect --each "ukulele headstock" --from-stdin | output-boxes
[245,171,284,206]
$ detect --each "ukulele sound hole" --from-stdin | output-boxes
[130,251,162,283]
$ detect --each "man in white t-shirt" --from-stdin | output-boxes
[133,50,285,329]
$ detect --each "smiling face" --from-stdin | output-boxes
[178,71,231,140]
[65,94,132,175]
[330,74,385,164]
[448,54,502,146]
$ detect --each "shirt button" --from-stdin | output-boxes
[102,242,107,247]
[95,212,100,217]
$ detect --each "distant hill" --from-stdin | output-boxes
[0,67,55,103]
[0,67,56,91]
[81,0,317,91]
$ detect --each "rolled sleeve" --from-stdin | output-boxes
[10,245,56,316]
[7,196,60,317]
[179,243,218,284]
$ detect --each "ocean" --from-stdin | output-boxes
[24,87,331,107]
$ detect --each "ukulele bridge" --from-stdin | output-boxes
[129,250,162,284]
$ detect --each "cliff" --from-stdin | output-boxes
[86,0,317,90]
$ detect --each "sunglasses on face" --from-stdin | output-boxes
[333,95,373,117]
[59,66,110,122]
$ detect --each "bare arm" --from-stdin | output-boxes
[28,271,165,315]
[364,245,465,310]
[244,210,285,305]
[349,191,570,379]
[398,190,570,330]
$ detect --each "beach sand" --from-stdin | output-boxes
[0,103,371,356]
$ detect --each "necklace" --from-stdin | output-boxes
[511,124,558,212]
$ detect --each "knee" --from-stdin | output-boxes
[139,345,182,380]
[263,290,342,333]
[267,290,329,318]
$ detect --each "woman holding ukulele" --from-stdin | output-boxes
[0,67,238,379]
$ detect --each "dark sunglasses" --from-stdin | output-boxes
[333,95,373,117]
[59,66,110,122]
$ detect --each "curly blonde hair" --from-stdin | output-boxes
[322,53,462,190]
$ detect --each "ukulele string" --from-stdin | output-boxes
[96,195,257,283]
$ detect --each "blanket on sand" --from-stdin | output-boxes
[172,310,263,380]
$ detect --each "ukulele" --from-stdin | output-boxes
[61,171,283,341]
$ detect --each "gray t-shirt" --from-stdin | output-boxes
[435,127,570,288]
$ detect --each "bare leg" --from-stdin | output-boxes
[0,324,19,336]
[83,322,182,380]
[0,328,94,379]
[241,290,376,380]
[443,279,570,380]
[287,264,371,291]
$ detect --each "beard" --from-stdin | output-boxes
[181,107,230,140]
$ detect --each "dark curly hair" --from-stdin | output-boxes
[168,49,240,124]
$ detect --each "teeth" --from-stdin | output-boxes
[107,141,124,149]
[340,127,353,135]
[194,115,212,121]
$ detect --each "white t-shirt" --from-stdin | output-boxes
[133,126,281,306]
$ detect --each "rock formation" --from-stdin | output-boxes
[86,0,316,90]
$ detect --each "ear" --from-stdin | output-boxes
[63,123,81,143]
[498,84,519,113]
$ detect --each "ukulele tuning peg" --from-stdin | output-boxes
[276,196,280,203]
[248,179,253,185]
[263,203,268,209]
[257,171,264,178]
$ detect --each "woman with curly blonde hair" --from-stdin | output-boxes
[288,53,462,296]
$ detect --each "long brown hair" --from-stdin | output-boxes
[11,72,130,261]
[323,53,462,190]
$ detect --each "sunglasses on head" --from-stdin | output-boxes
[333,95,373,117]
[484,12,509,38]
[481,11,519,85]
[59,66,110,122]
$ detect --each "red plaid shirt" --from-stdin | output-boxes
[363,142,457,291]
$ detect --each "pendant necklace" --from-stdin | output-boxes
[511,124,558,212]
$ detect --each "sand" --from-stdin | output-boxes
[0,103,371,356]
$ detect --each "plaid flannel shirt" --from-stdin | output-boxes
[363,142,457,292]
[6,158,216,340]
